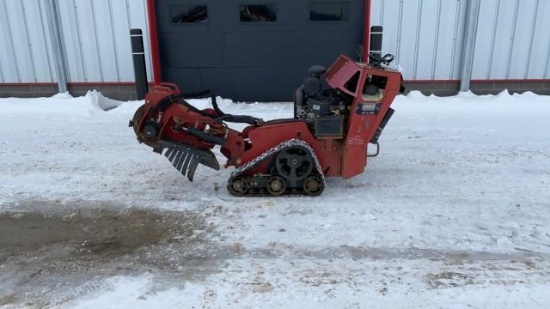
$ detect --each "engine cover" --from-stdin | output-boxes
[294,65,351,138]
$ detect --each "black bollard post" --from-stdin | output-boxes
[369,26,383,65]
[130,29,148,100]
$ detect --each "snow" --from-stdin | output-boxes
[1,90,549,308]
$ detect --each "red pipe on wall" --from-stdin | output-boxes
[362,0,372,62]
[146,0,161,85]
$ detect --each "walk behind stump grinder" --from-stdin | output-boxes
[130,54,404,197]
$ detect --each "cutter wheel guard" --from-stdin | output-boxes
[130,55,405,196]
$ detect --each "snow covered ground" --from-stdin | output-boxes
[0,90,549,308]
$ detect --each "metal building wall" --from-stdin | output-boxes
[371,0,550,81]
[472,0,550,80]
[0,0,152,84]
[0,0,56,83]
[56,0,152,83]
[371,0,467,80]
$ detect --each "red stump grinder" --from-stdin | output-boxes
[130,54,404,196]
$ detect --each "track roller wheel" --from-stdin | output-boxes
[228,177,249,196]
[275,146,314,181]
[267,176,287,196]
[303,176,324,196]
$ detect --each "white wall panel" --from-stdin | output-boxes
[499,0,550,80]
[57,0,152,82]
[472,0,550,80]
[109,0,134,82]
[3,0,35,82]
[483,0,519,79]
[527,0,550,79]
[34,0,57,82]
[397,0,421,79]
[437,0,466,80]
[70,0,106,81]
[471,0,499,79]
[57,0,85,82]
[372,0,467,80]
[507,0,537,79]
[0,0,54,83]
[415,0,439,79]
[0,0,152,83]
[0,0,19,82]
[373,0,549,81]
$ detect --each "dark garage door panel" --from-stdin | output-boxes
[298,30,363,65]
[157,0,365,101]
[223,32,303,67]
[162,66,306,101]
[161,67,202,91]
[160,32,225,67]
[201,67,306,101]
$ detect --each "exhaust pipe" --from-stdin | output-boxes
[369,26,383,66]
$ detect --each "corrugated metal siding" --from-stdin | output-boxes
[56,0,152,82]
[0,0,152,83]
[0,0,55,83]
[472,0,550,80]
[372,0,550,81]
[371,0,467,80]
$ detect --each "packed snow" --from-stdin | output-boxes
[0,89,549,308]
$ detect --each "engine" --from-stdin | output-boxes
[294,65,352,138]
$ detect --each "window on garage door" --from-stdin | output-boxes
[240,4,277,22]
[171,4,208,23]
[309,2,350,22]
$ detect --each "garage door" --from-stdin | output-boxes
[156,0,365,101]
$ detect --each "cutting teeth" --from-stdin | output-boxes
[173,152,186,172]
[166,148,177,162]
[187,155,200,182]
[159,141,220,182]
[163,148,197,181]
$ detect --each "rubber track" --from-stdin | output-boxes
[226,139,325,197]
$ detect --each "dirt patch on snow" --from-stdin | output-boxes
[0,208,190,257]
[0,200,219,307]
